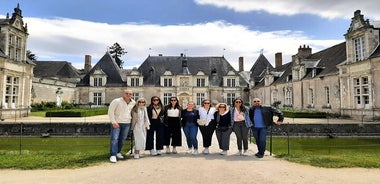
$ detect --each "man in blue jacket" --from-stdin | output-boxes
[249,98,283,158]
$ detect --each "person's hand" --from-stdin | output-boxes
[146,126,150,130]
[112,123,119,129]
[276,121,283,125]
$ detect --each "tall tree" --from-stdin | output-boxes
[26,50,37,61]
[109,42,127,68]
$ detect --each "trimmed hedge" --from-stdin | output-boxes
[281,109,327,118]
[46,108,108,117]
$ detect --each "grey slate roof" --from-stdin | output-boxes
[34,61,80,79]
[249,54,273,84]
[138,55,246,87]
[0,49,6,58]
[78,52,125,86]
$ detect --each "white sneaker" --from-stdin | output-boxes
[150,149,158,156]
[165,147,171,154]
[235,150,242,156]
[192,149,199,155]
[242,150,249,156]
[109,156,117,163]
[172,148,177,154]
[134,154,140,159]
[186,148,193,154]
[116,153,124,159]
[156,150,162,155]
[220,150,227,155]
[202,148,209,154]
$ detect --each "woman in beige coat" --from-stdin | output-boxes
[131,98,150,159]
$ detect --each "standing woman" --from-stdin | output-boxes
[230,97,252,156]
[214,103,232,155]
[163,97,182,154]
[198,99,216,154]
[131,98,150,159]
[181,101,200,155]
[146,96,165,156]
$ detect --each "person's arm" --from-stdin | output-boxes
[108,99,119,128]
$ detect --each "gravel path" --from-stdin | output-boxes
[1,132,380,184]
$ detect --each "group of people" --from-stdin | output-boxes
[108,89,284,163]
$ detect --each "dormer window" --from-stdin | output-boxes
[94,78,102,86]
[196,78,205,87]
[130,78,140,87]
[227,78,236,87]
[354,37,365,61]
[164,78,172,87]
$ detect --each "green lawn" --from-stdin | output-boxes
[268,137,380,168]
[0,137,132,169]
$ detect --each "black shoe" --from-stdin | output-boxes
[255,153,263,158]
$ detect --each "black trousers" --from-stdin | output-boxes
[199,121,216,147]
[164,117,182,146]
[145,118,165,150]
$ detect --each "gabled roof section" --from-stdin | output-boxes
[34,61,80,79]
[306,42,346,77]
[249,54,274,82]
[78,52,125,86]
[138,55,245,87]
[369,44,380,59]
[0,49,6,58]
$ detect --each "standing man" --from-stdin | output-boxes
[108,89,136,163]
[249,98,283,158]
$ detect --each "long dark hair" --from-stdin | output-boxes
[148,96,163,109]
[165,96,181,110]
[232,97,246,113]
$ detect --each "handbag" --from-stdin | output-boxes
[154,108,167,126]
[197,119,207,126]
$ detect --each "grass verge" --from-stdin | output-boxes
[269,137,380,168]
[0,137,131,169]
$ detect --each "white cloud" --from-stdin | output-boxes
[194,0,380,19]
[25,17,341,70]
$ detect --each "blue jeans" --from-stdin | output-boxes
[110,123,131,156]
[252,127,267,156]
[183,123,198,149]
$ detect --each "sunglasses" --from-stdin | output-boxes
[203,102,210,104]
[138,101,146,104]
[253,101,260,102]
[153,99,159,101]
[219,106,226,108]
[235,101,242,103]
[171,100,177,101]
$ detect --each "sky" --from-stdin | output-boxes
[1,0,380,70]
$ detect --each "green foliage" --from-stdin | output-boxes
[45,108,108,117]
[31,101,75,112]
[0,137,132,169]
[281,109,327,118]
[269,137,380,168]
[109,42,127,68]
[272,101,281,108]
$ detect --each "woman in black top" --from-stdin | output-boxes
[214,103,232,155]
[146,96,165,155]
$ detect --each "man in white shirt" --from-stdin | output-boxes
[108,89,136,163]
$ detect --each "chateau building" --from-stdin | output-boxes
[2,4,379,121]
[0,4,34,119]
[250,10,380,120]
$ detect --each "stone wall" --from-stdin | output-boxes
[1,123,380,137]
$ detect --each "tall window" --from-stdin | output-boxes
[325,87,330,104]
[271,90,278,103]
[131,78,139,87]
[5,76,19,108]
[164,78,172,87]
[309,88,314,105]
[226,93,235,106]
[132,93,140,101]
[93,93,102,105]
[163,93,172,105]
[354,37,365,61]
[284,87,293,106]
[196,93,205,106]
[354,76,370,107]
[196,78,205,87]
[227,78,236,87]
[94,78,102,86]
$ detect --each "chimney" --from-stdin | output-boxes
[275,52,282,68]
[297,45,312,59]
[84,55,92,73]
[239,57,244,72]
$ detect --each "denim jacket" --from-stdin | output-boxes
[230,106,253,128]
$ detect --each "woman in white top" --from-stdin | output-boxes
[163,97,182,154]
[198,99,216,154]
[131,98,150,159]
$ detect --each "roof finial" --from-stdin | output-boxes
[260,49,264,55]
